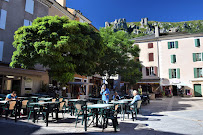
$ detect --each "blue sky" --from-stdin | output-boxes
[67,0,203,29]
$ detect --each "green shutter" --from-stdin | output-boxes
[177,68,180,79]
[171,55,173,63]
[169,69,172,79]
[168,42,171,49]
[202,52,203,61]
[174,55,176,63]
[193,53,196,62]
[175,41,178,48]
[195,39,200,47]
[194,68,198,78]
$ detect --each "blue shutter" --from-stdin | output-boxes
[0,41,4,61]
[0,9,7,30]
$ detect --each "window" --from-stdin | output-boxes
[146,67,157,76]
[25,0,34,14]
[194,68,203,78]
[148,43,153,48]
[169,68,180,79]
[168,41,178,49]
[4,0,9,2]
[0,41,4,61]
[193,53,202,62]
[148,53,154,61]
[171,55,176,63]
[24,19,32,26]
[194,39,200,47]
[0,9,7,30]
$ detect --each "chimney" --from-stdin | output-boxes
[56,0,66,7]
[154,23,159,37]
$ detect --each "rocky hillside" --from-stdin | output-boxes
[105,18,203,38]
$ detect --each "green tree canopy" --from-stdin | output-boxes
[97,27,142,85]
[10,16,104,84]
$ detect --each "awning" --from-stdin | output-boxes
[67,82,94,85]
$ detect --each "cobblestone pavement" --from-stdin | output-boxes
[1,97,203,135]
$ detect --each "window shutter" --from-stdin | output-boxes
[168,42,171,49]
[202,53,203,61]
[177,68,180,79]
[195,39,200,47]
[154,66,158,76]
[148,43,153,48]
[174,55,176,63]
[194,68,197,78]
[175,41,178,48]
[146,67,149,76]
[171,55,173,63]
[193,53,196,62]
[169,69,172,79]
[0,9,7,30]
[149,53,154,61]
[0,41,4,61]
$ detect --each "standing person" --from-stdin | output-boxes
[5,91,18,101]
[100,84,110,104]
[128,88,133,98]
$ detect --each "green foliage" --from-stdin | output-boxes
[97,27,142,85]
[10,16,104,84]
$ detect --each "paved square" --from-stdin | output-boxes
[1,97,203,135]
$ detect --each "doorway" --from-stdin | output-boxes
[194,84,202,97]
[172,85,178,96]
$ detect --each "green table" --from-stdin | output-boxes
[110,100,131,121]
[30,101,60,126]
[85,104,115,131]
[38,98,52,101]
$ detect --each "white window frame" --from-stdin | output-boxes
[25,0,34,14]
[0,9,7,30]
[171,69,177,78]
[169,42,175,48]
[195,53,202,61]
[149,67,155,76]
[197,68,203,78]
[0,41,4,61]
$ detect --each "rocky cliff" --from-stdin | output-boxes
[105,18,203,37]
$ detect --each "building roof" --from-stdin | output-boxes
[131,32,203,43]
[67,8,91,23]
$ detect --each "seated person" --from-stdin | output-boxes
[5,91,18,101]
[113,92,121,100]
[129,90,141,105]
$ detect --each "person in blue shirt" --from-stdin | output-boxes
[113,92,120,101]
[129,90,141,105]
[5,91,18,101]
[100,84,110,104]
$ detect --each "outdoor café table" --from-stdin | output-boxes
[85,104,114,131]
[38,98,52,101]
[0,100,20,122]
[18,97,28,99]
[29,101,60,127]
[87,98,101,103]
[110,100,132,121]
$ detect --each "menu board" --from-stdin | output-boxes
[25,78,33,90]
